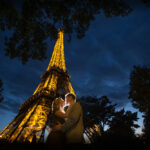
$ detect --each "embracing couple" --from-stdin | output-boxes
[46,93,84,147]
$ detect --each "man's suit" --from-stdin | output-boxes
[61,102,84,143]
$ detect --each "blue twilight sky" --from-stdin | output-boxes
[0,0,150,134]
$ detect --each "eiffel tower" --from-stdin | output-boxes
[0,28,75,143]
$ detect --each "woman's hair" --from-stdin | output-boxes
[51,97,63,114]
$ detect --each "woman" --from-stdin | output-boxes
[45,97,71,147]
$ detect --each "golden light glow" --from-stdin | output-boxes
[46,29,66,72]
[44,76,51,88]
[68,81,76,96]
[17,98,50,142]
[33,82,42,95]
[9,104,38,142]
[32,29,69,96]
[0,113,24,138]
[48,74,58,91]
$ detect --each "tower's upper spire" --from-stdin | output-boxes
[46,28,66,72]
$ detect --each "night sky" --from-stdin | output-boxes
[0,0,150,134]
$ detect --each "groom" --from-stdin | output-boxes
[54,93,84,144]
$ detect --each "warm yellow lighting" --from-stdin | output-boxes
[9,104,38,142]
[46,29,66,72]
[33,82,42,95]
[68,81,76,96]
[12,98,51,142]
[93,124,101,135]
[44,76,51,88]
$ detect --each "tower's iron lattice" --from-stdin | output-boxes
[0,28,75,143]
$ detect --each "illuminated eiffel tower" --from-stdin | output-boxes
[0,28,75,143]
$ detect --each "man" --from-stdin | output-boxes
[54,93,84,144]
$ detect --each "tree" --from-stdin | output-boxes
[129,65,150,112]
[141,0,150,6]
[107,109,139,137]
[0,79,4,102]
[0,0,132,64]
[142,110,150,143]
[80,96,117,134]
[129,65,150,143]
[101,109,139,145]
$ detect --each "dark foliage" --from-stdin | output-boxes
[79,95,143,146]
[80,96,116,134]
[142,109,150,144]
[129,65,150,112]
[95,133,144,148]
[141,0,150,6]
[0,0,132,64]
[0,79,4,102]
[0,138,147,150]
[107,109,139,137]
[129,65,150,144]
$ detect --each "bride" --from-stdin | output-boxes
[45,97,72,147]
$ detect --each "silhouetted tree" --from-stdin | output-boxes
[80,96,117,134]
[0,0,132,64]
[98,109,139,145]
[0,79,4,102]
[141,0,150,6]
[107,109,139,137]
[129,65,150,143]
[142,110,150,143]
[129,66,150,112]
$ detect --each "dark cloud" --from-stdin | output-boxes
[64,1,150,107]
